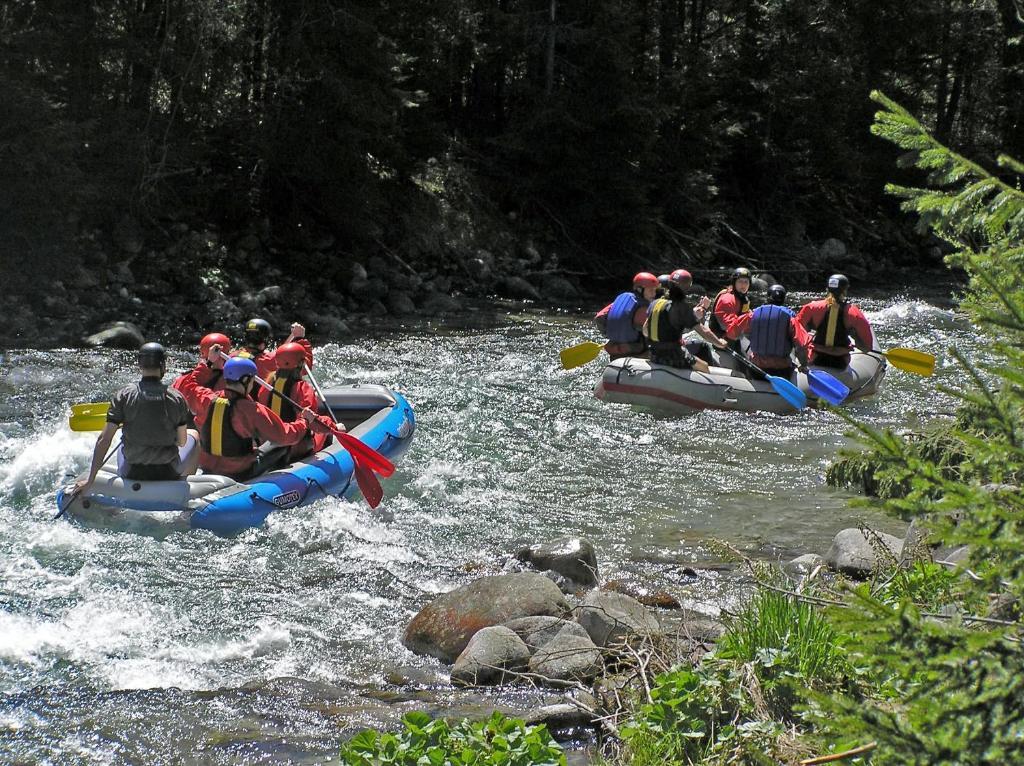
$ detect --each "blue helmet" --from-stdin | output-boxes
[223,357,258,382]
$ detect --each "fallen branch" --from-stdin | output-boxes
[799,741,877,764]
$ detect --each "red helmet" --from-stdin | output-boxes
[275,342,308,371]
[632,272,659,289]
[200,332,232,357]
[669,269,693,289]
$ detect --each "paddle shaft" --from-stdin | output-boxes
[721,346,771,379]
[303,363,339,425]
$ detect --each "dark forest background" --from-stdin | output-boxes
[3,0,1024,341]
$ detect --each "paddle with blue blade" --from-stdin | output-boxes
[720,348,808,410]
[805,369,849,405]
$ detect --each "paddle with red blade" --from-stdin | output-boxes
[301,363,395,477]
[239,366,388,508]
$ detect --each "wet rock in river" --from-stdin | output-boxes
[403,573,570,663]
[528,633,603,685]
[575,591,660,648]
[502,616,590,652]
[783,554,826,579]
[602,578,681,609]
[515,537,599,587]
[450,626,530,687]
[83,320,145,349]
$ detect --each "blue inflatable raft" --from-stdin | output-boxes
[56,384,415,535]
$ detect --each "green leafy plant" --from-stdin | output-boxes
[620,663,783,766]
[340,711,566,766]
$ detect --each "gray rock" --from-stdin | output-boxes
[466,258,492,281]
[749,277,769,292]
[256,285,283,305]
[451,626,531,687]
[576,591,660,647]
[387,291,416,316]
[541,275,580,300]
[502,616,590,652]
[820,238,847,260]
[784,554,826,578]
[825,528,903,578]
[521,242,542,264]
[934,544,971,568]
[529,634,603,685]
[523,703,595,729]
[428,276,452,294]
[475,249,496,268]
[542,569,578,595]
[515,538,599,587]
[755,272,778,287]
[403,573,570,662]
[418,292,460,315]
[115,262,135,285]
[114,215,144,255]
[83,321,145,350]
[496,276,541,301]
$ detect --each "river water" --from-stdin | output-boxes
[0,290,977,763]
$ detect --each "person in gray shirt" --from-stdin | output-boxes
[73,343,199,493]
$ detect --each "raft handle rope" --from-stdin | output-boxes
[54,435,123,520]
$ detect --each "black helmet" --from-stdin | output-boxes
[138,342,166,369]
[767,284,787,305]
[244,317,272,345]
[731,267,752,284]
[827,274,850,295]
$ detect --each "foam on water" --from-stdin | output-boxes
[864,298,957,325]
[0,426,93,501]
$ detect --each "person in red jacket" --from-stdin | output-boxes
[234,318,313,380]
[709,267,753,350]
[796,274,875,369]
[173,332,233,401]
[728,284,811,378]
[257,342,334,460]
[176,355,330,479]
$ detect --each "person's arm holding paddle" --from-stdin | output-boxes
[72,421,118,496]
[844,304,875,353]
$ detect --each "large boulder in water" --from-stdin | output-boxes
[450,626,531,686]
[83,321,145,349]
[403,573,570,662]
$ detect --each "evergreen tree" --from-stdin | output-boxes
[809,91,1024,764]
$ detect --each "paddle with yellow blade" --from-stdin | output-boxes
[69,402,111,432]
[559,341,605,370]
[866,347,936,377]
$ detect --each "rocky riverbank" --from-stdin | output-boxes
[2,215,943,350]
[366,521,952,754]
